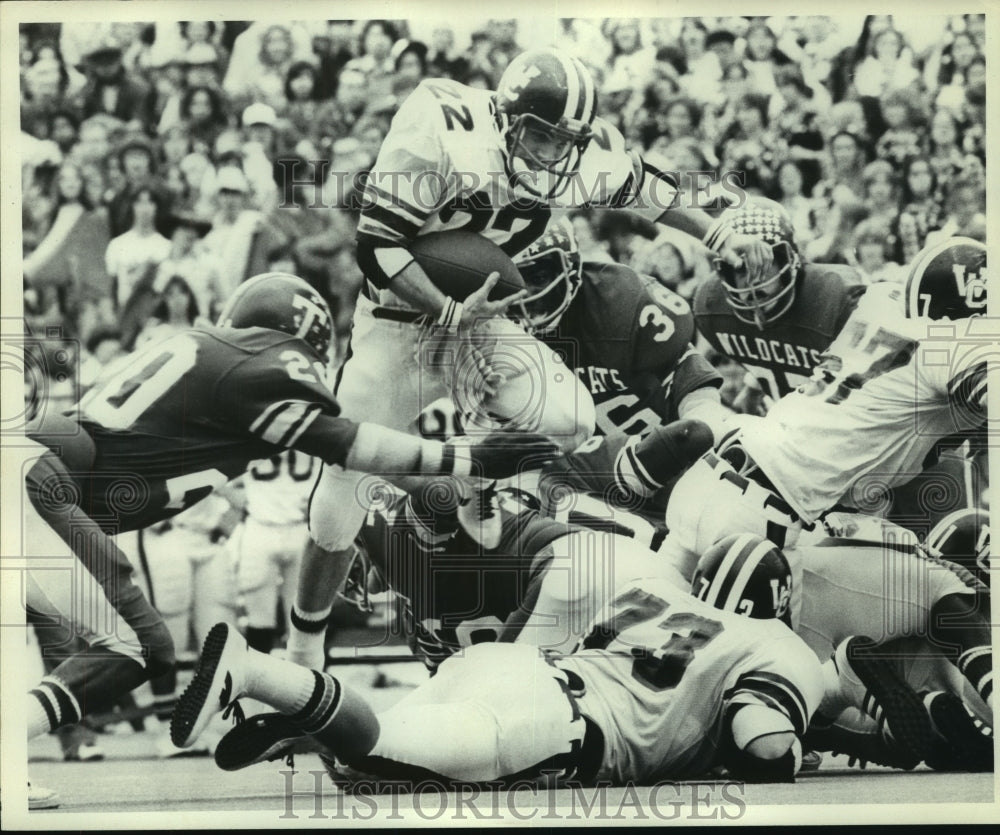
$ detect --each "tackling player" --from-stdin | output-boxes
[659,237,993,718]
[289,48,772,669]
[22,273,558,747]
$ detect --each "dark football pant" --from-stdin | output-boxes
[24,425,174,731]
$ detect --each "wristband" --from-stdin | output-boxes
[437,297,464,329]
[702,218,733,253]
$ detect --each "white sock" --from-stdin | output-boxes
[27,692,52,740]
[244,649,318,714]
[816,657,850,719]
[286,604,332,669]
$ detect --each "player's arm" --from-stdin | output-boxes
[354,98,522,328]
[613,419,714,499]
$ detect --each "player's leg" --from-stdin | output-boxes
[198,637,587,783]
[234,518,283,653]
[24,450,174,738]
[190,532,239,649]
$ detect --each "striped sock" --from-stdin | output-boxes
[28,676,81,739]
[286,605,332,668]
[957,647,993,709]
[288,671,380,762]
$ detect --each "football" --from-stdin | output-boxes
[410,231,526,301]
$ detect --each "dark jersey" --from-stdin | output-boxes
[62,326,353,532]
[534,262,720,542]
[543,261,721,436]
[360,487,573,672]
[693,263,865,403]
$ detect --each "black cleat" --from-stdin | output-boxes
[838,636,935,765]
[214,712,311,772]
[805,720,920,771]
[924,691,994,773]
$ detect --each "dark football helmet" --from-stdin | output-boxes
[216,272,333,359]
[692,533,793,625]
[924,507,990,587]
[714,199,802,330]
[904,237,987,320]
[494,49,598,200]
[512,217,584,333]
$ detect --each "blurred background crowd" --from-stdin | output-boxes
[19,14,988,412]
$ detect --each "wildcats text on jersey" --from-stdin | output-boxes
[714,332,823,370]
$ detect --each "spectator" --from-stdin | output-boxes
[853,27,919,98]
[318,67,369,141]
[812,130,867,213]
[772,160,814,243]
[224,23,300,112]
[677,20,722,106]
[344,20,399,101]
[717,94,777,194]
[137,275,206,346]
[78,326,125,392]
[159,125,192,201]
[602,19,656,116]
[47,109,81,156]
[183,42,224,89]
[69,115,114,167]
[851,220,901,285]
[741,20,793,98]
[705,29,740,74]
[79,44,153,130]
[21,54,79,140]
[861,159,900,228]
[771,66,825,193]
[105,183,171,313]
[895,155,943,256]
[394,40,428,84]
[279,61,323,147]
[929,31,981,113]
[106,134,167,237]
[639,95,702,152]
[960,81,985,163]
[178,151,217,219]
[179,84,229,157]
[426,26,470,82]
[154,212,216,318]
[311,21,356,100]
[240,103,280,212]
[873,90,922,166]
[926,107,967,192]
[553,18,611,79]
[924,177,987,248]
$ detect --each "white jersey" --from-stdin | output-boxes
[357,77,677,306]
[557,576,823,783]
[740,287,987,523]
[244,449,315,527]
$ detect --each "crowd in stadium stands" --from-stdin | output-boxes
[19,15,988,406]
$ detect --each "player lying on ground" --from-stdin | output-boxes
[287,46,773,669]
[655,237,992,742]
[22,273,558,745]
[173,548,826,786]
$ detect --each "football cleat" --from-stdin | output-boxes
[836,636,934,764]
[214,712,315,772]
[923,691,994,773]
[28,781,60,811]
[799,749,824,772]
[804,719,920,771]
[58,724,105,762]
[171,622,249,749]
[456,480,502,550]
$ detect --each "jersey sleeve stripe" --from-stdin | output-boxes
[614,440,660,495]
[249,400,289,435]
[357,216,406,244]
[948,361,987,415]
[364,183,431,222]
[281,405,323,448]
[251,401,318,446]
[729,671,811,735]
[362,204,422,241]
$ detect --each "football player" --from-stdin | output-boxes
[230,449,318,654]
[22,273,558,745]
[692,198,865,410]
[507,217,728,543]
[289,47,773,669]
[174,574,824,786]
[659,237,993,718]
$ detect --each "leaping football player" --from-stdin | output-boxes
[289,48,773,672]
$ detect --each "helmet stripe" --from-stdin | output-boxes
[559,52,581,122]
[704,533,756,608]
[721,538,777,614]
[572,57,595,122]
